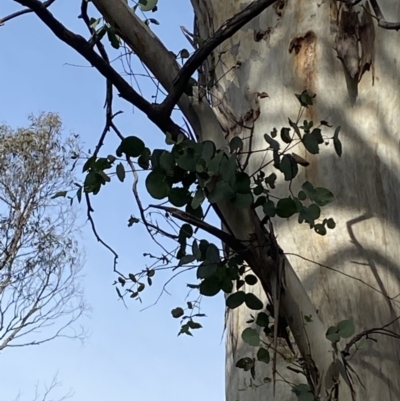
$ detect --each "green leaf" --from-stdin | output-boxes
[116,136,145,158]
[302,132,319,154]
[295,90,314,108]
[265,173,277,189]
[192,240,201,260]
[201,141,216,162]
[273,149,280,169]
[83,155,96,172]
[245,274,258,285]
[235,172,251,194]
[337,319,355,338]
[84,171,101,194]
[300,204,321,225]
[191,188,205,210]
[356,339,369,351]
[253,185,263,196]
[116,163,125,182]
[327,218,336,229]
[160,151,175,173]
[314,187,334,206]
[199,276,221,296]
[51,190,67,199]
[326,326,340,343]
[180,223,193,238]
[255,312,269,327]
[264,133,280,151]
[178,254,196,266]
[295,389,315,401]
[221,276,234,293]
[150,149,164,169]
[177,151,197,172]
[96,25,107,41]
[180,48,190,58]
[253,196,266,208]
[148,18,160,25]
[205,244,220,263]
[245,293,264,310]
[145,170,170,199]
[302,181,316,198]
[235,357,254,371]
[171,307,184,318]
[298,190,307,201]
[241,327,260,347]
[229,136,243,152]
[90,17,101,29]
[178,323,193,336]
[221,155,237,186]
[263,199,276,217]
[333,126,342,157]
[127,216,139,226]
[138,0,158,11]
[276,198,297,218]
[208,181,235,203]
[237,279,245,290]
[314,224,327,235]
[280,155,298,181]
[95,157,112,171]
[107,28,120,49]
[233,193,253,208]
[197,261,218,279]
[187,320,202,329]
[186,202,203,219]
[257,347,270,364]
[280,127,292,143]
[226,291,246,309]
[311,128,324,144]
[168,187,191,207]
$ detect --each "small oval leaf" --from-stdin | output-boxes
[226,291,246,309]
[245,293,264,310]
[241,327,260,347]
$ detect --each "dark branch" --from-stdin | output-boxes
[149,204,251,256]
[369,0,400,30]
[0,0,55,24]
[160,0,278,115]
[12,0,183,137]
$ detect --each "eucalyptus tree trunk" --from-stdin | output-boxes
[193,1,400,400]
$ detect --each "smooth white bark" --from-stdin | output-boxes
[194,1,400,400]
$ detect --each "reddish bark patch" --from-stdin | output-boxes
[289,31,317,95]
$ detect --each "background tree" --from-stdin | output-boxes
[11,374,74,401]
[0,113,87,350]
[2,1,400,401]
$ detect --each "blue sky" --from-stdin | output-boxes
[0,1,225,400]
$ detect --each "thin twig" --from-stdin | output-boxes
[0,0,55,24]
[84,192,121,275]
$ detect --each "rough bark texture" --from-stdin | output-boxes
[194,1,400,400]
